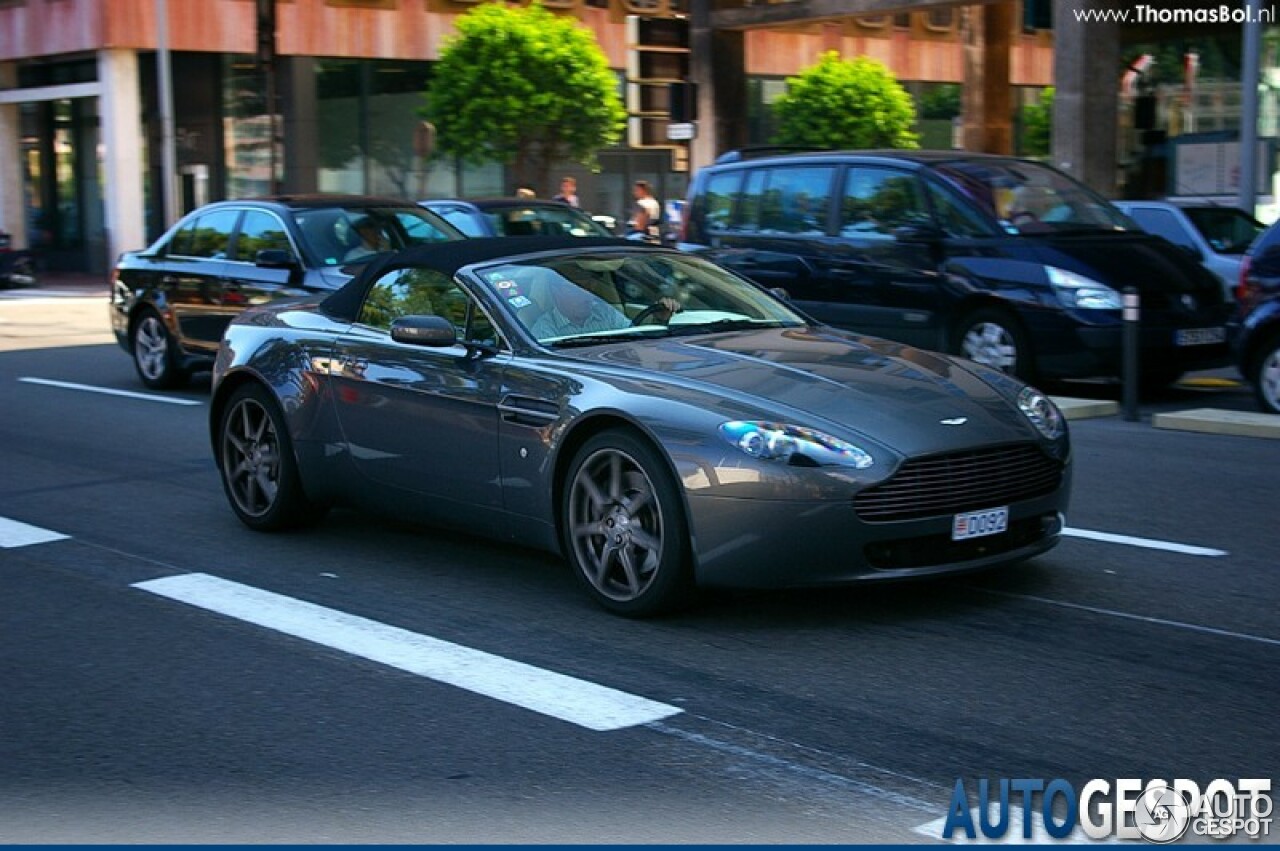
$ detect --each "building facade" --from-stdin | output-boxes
[2,0,1056,274]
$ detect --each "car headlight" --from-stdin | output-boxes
[1018,387,1065,440]
[719,421,873,468]
[1047,266,1122,309]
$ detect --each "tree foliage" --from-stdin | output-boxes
[1022,86,1054,158]
[424,2,626,194]
[772,52,919,150]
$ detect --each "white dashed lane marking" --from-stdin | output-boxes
[133,572,683,731]
[1063,527,1227,557]
[0,516,69,548]
[18,377,202,406]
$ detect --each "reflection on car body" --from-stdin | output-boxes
[210,237,1072,616]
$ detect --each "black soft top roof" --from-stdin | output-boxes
[321,236,651,321]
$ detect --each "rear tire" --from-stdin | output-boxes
[954,308,1035,382]
[561,429,693,617]
[130,308,188,390]
[1251,332,1280,415]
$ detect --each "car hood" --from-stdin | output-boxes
[1030,231,1223,304]
[561,327,1042,457]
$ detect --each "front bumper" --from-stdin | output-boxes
[686,479,1070,589]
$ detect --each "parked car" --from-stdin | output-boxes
[1113,199,1263,300]
[0,230,37,289]
[210,236,1071,616]
[421,198,613,239]
[1233,218,1280,413]
[680,150,1232,386]
[110,195,464,389]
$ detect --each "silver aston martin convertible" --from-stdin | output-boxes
[210,237,1071,616]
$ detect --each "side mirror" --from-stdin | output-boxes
[768,287,792,302]
[390,315,457,347]
[255,248,299,269]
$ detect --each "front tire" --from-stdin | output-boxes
[1251,332,1280,414]
[561,429,692,617]
[954,308,1035,382]
[130,308,187,390]
[218,383,317,531]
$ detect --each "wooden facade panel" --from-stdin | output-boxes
[745,26,1050,86]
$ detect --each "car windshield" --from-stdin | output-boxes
[476,251,809,346]
[293,205,460,267]
[1184,206,1264,254]
[482,204,614,238]
[934,160,1133,235]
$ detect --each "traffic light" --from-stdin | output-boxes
[626,14,691,148]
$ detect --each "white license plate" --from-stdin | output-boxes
[952,506,1009,541]
[1175,326,1226,346]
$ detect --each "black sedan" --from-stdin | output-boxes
[422,198,614,239]
[110,195,464,389]
[210,237,1072,616]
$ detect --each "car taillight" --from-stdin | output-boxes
[1237,254,1258,309]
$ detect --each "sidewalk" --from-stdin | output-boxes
[27,271,111,295]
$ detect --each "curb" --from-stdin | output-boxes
[1051,397,1119,421]
[1152,408,1280,440]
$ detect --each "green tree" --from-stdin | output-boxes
[772,52,919,150]
[424,1,626,194]
[1022,86,1054,158]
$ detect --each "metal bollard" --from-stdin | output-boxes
[1123,287,1140,422]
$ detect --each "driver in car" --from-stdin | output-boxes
[531,281,681,340]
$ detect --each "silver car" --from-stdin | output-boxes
[1114,200,1263,301]
[210,237,1072,616]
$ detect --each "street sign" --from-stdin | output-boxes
[667,122,696,141]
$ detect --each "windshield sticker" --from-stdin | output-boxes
[508,295,533,309]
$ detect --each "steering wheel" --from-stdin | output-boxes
[630,301,672,327]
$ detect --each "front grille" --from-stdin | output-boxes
[854,443,1064,522]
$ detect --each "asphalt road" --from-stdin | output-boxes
[1,293,1277,843]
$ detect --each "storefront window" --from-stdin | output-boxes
[223,55,282,198]
[315,58,502,199]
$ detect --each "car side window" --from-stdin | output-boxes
[735,169,767,232]
[183,209,241,259]
[757,167,835,235]
[359,266,499,347]
[395,211,454,246]
[926,180,996,238]
[1129,208,1197,252]
[237,210,295,261]
[701,171,742,232]
[841,168,928,239]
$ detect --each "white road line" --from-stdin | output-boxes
[132,572,682,731]
[978,589,1280,648]
[1063,526,1226,557]
[0,516,69,548]
[19,377,202,406]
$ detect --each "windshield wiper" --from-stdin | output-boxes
[547,330,671,348]
[669,318,788,335]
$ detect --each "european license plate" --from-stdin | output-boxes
[1175,326,1226,346]
[952,506,1009,541]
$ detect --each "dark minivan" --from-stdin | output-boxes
[680,150,1231,384]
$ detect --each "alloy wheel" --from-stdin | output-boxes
[567,447,665,603]
[221,397,282,519]
[962,321,1018,372]
[134,316,171,381]
[1261,346,1280,413]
